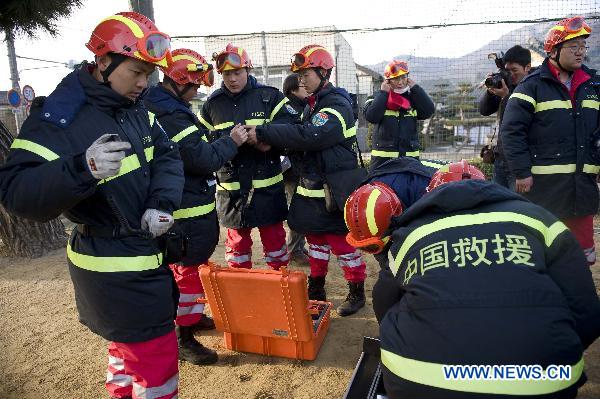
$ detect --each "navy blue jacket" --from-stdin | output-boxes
[364,86,434,170]
[256,83,361,235]
[0,65,184,342]
[144,85,238,264]
[199,75,296,229]
[501,59,600,218]
[378,180,600,398]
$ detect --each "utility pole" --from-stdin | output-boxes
[260,31,269,85]
[129,0,159,87]
[5,29,24,135]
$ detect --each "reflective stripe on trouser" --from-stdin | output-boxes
[562,215,595,266]
[306,233,366,283]
[106,330,178,399]
[225,222,288,270]
[169,263,206,326]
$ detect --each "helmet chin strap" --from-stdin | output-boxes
[313,67,332,94]
[99,53,128,86]
[551,43,568,72]
[165,76,194,99]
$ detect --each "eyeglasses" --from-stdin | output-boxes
[562,45,589,54]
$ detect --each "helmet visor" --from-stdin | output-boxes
[388,61,409,78]
[565,16,591,34]
[215,52,242,72]
[291,53,309,71]
[141,32,171,62]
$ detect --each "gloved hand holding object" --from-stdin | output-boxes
[141,209,174,237]
[85,134,131,179]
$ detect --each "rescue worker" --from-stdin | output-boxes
[199,44,297,270]
[354,161,600,398]
[144,48,249,365]
[282,73,309,266]
[364,60,435,171]
[501,16,599,265]
[246,45,368,316]
[0,12,184,399]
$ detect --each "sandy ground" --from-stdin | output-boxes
[1,226,600,399]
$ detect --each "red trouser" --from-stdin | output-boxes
[562,214,596,265]
[225,222,289,270]
[106,330,178,399]
[169,263,206,326]
[306,233,366,283]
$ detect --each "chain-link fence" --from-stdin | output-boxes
[172,1,599,162]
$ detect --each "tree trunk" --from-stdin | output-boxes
[0,119,67,258]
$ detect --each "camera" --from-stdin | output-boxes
[484,52,511,89]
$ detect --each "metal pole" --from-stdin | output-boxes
[334,44,340,87]
[6,29,23,135]
[260,31,269,85]
[129,0,159,87]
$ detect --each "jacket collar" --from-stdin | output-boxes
[143,84,192,116]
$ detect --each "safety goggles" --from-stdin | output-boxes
[214,52,243,72]
[291,53,310,71]
[346,234,390,255]
[136,31,171,62]
[387,61,409,78]
[186,63,215,86]
[564,16,591,34]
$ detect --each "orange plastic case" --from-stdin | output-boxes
[199,263,332,360]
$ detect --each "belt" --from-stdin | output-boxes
[76,224,152,239]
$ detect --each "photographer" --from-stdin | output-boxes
[479,45,531,188]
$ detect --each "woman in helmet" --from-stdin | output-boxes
[246,44,368,316]
[0,12,183,399]
[501,16,599,266]
[144,48,249,366]
[364,60,435,171]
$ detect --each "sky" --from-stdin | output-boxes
[1,0,596,96]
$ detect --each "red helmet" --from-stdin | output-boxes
[213,44,253,73]
[384,60,409,79]
[345,182,403,254]
[544,16,591,53]
[291,44,335,72]
[426,160,486,192]
[162,48,214,87]
[86,11,172,68]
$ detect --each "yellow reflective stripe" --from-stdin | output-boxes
[216,174,284,191]
[269,97,290,121]
[531,164,576,174]
[381,349,583,396]
[404,109,417,117]
[252,173,283,189]
[148,111,155,127]
[535,100,572,113]
[197,113,214,131]
[296,186,326,198]
[99,147,154,185]
[172,126,199,143]
[10,139,59,161]
[583,164,600,174]
[365,98,374,105]
[305,46,327,56]
[201,135,208,142]
[421,161,448,171]
[245,119,267,126]
[217,181,241,191]
[405,150,420,157]
[173,202,216,220]
[372,150,399,158]
[366,189,381,236]
[102,15,144,38]
[319,107,356,138]
[510,92,537,107]
[582,100,600,110]
[384,110,399,117]
[172,54,202,64]
[391,212,568,277]
[67,243,162,272]
[214,121,234,130]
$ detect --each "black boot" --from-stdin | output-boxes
[191,315,216,332]
[176,325,218,365]
[337,282,365,317]
[307,275,327,301]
